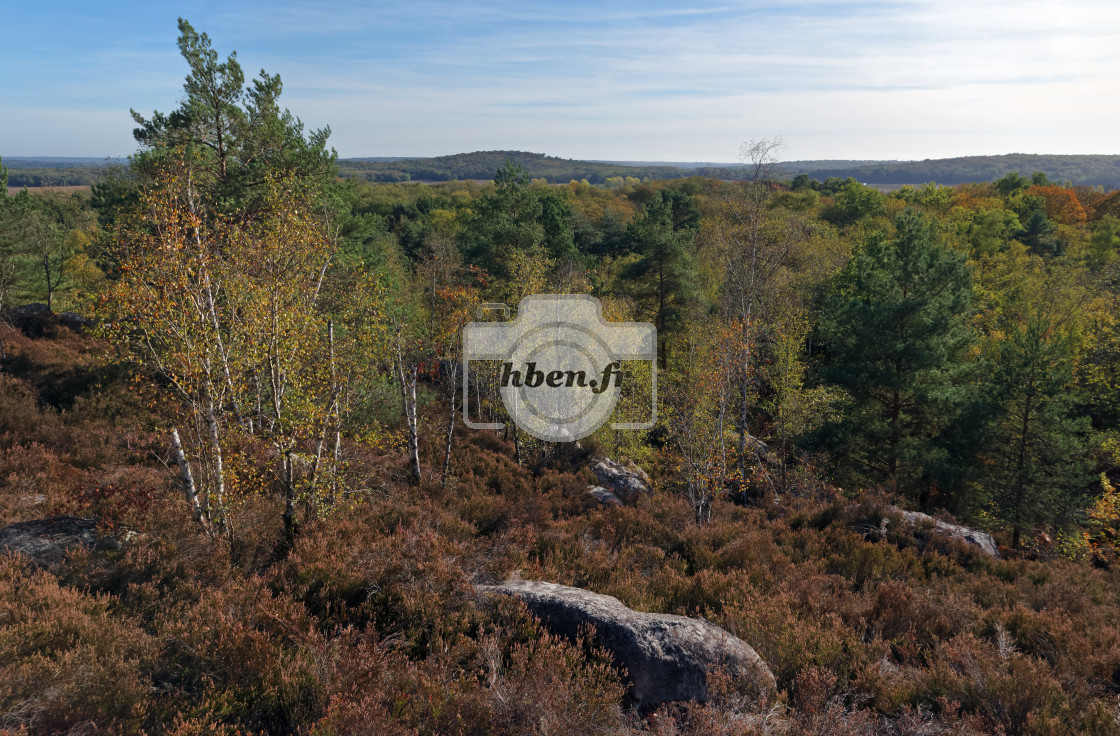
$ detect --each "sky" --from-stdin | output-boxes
[2,0,1119,162]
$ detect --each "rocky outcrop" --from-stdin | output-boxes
[6,303,51,320]
[586,485,623,506]
[478,579,776,711]
[589,457,651,505]
[894,509,1000,558]
[57,312,90,331]
[0,516,120,569]
[2,303,90,336]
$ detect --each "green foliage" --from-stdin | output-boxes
[954,206,1019,258]
[0,188,99,314]
[822,178,884,226]
[980,314,1092,547]
[768,187,819,212]
[619,191,700,357]
[1015,208,1060,256]
[892,182,954,214]
[815,210,976,502]
[460,161,547,280]
[1086,215,1120,269]
[129,18,336,220]
[994,171,1032,196]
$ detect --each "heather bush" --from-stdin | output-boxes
[0,556,153,734]
[5,323,1120,734]
[311,596,626,736]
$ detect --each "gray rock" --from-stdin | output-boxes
[587,485,623,506]
[57,312,90,330]
[0,516,120,569]
[895,509,1000,558]
[8,303,50,318]
[590,457,651,504]
[5,303,50,331]
[478,579,776,711]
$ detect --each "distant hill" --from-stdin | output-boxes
[2,157,121,168]
[6,152,1120,189]
[1,157,126,188]
[336,151,691,183]
[340,151,1120,188]
[760,154,1120,189]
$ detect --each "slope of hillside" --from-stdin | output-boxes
[3,310,1120,735]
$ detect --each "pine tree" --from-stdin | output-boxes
[461,161,545,282]
[815,209,976,504]
[127,18,336,222]
[621,193,699,366]
[982,314,1091,547]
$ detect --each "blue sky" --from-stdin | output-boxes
[2,0,1119,161]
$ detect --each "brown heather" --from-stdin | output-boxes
[2,322,1120,735]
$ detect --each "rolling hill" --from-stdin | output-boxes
[6,152,1120,189]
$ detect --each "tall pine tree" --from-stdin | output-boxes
[126,18,336,222]
[621,192,699,367]
[982,314,1090,547]
[815,209,976,505]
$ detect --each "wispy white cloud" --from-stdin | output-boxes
[3,0,1119,159]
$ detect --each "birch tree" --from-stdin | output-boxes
[98,155,380,539]
[712,138,802,500]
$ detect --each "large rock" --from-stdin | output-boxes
[2,304,89,334]
[589,457,651,505]
[895,509,1000,559]
[586,485,623,506]
[7,303,51,320]
[0,516,120,569]
[479,579,776,711]
[57,312,90,331]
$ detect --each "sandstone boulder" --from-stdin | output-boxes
[58,312,90,331]
[587,485,623,506]
[895,509,1000,558]
[0,516,120,569]
[589,457,650,505]
[478,579,776,711]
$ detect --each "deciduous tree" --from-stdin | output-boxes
[98,156,383,539]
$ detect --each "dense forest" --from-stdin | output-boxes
[5,19,1120,736]
[764,154,1120,189]
[3,159,115,189]
[10,151,1120,190]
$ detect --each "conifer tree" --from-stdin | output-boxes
[983,314,1091,547]
[621,192,699,366]
[127,18,336,222]
[816,209,976,504]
